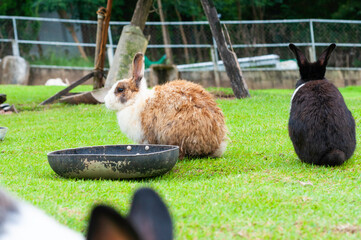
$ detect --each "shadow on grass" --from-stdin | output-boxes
[44,156,233,183]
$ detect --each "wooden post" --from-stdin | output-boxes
[100,0,113,71]
[93,0,113,89]
[200,0,250,98]
[93,7,106,89]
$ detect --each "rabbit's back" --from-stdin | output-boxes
[289,80,356,165]
[140,80,227,157]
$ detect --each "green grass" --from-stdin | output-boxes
[0,85,360,239]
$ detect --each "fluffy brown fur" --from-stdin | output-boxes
[104,52,228,158]
[141,80,227,158]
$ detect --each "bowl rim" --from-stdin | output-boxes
[47,144,179,158]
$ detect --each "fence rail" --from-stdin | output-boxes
[1,16,361,69]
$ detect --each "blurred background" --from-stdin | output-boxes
[1,0,361,69]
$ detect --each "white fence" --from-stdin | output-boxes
[1,16,361,69]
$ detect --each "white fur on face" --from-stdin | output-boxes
[105,78,154,144]
[3,201,84,240]
[104,79,127,111]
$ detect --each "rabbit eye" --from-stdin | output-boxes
[117,87,124,93]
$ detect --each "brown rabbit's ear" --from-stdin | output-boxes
[289,43,308,66]
[132,52,144,88]
[318,43,336,66]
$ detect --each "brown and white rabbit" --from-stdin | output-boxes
[104,53,228,158]
[0,187,173,240]
[288,43,356,166]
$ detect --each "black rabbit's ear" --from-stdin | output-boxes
[128,188,173,240]
[289,43,308,66]
[87,205,140,240]
[318,43,336,66]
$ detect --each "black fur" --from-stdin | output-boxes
[128,188,173,240]
[288,43,356,166]
[87,188,173,240]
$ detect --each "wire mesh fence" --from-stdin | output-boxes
[1,16,361,69]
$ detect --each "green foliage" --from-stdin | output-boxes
[2,0,361,22]
[173,0,203,19]
[332,1,361,20]
[0,0,35,16]
[32,0,133,21]
[0,0,41,56]
[157,0,361,21]
[33,0,102,19]
[352,59,361,68]
[0,85,360,239]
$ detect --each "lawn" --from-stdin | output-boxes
[0,85,360,239]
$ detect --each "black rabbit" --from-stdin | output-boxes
[87,188,173,240]
[288,43,356,166]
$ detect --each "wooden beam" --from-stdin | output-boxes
[39,72,95,105]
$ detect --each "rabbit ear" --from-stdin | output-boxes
[128,188,173,240]
[87,205,140,240]
[289,43,308,66]
[318,43,336,66]
[132,52,145,88]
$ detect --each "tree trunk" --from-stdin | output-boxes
[104,27,148,88]
[200,0,250,98]
[57,9,88,61]
[175,7,190,64]
[157,0,173,64]
[131,0,153,31]
[104,0,152,88]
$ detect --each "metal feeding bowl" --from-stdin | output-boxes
[47,144,179,179]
